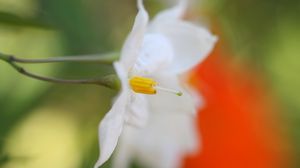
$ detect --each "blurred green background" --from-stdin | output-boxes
[0,0,299,167]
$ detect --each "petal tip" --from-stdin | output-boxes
[94,155,109,168]
[137,0,149,20]
[137,0,143,9]
[94,160,103,168]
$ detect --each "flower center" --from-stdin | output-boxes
[129,76,182,96]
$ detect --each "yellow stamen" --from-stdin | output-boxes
[129,76,182,96]
[129,76,157,94]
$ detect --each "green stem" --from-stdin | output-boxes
[0,52,119,64]
[0,53,10,62]
[0,52,120,90]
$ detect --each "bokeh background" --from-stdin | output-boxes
[0,0,299,168]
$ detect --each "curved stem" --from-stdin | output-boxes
[0,53,120,90]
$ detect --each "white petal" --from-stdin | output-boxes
[134,74,200,167]
[94,63,129,168]
[181,75,206,110]
[133,33,174,75]
[120,0,149,71]
[153,0,187,21]
[149,74,198,115]
[150,21,217,74]
[94,90,129,168]
[114,61,129,87]
[132,110,198,168]
[112,141,132,168]
[125,94,149,127]
[111,74,200,168]
[112,125,136,168]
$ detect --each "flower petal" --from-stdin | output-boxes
[134,75,199,168]
[133,33,174,75]
[149,74,199,115]
[112,125,136,168]
[94,63,129,168]
[94,90,128,168]
[120,0,149,70]
[127,103,199,168]
[125,93,149,127]
[153,0,187,21]
[150,20,217,74]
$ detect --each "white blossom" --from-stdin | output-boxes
[94,0,216,167]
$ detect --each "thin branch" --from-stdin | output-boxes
[0,53,120,90]
[5,52,119,64]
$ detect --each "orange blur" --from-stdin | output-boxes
[183,45,291,168]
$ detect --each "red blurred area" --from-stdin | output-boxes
[183,45,291,168]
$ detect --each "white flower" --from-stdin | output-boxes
[94,0,216,167]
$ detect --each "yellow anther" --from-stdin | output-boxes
[129,76,183,96]
[129,76,157,94]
